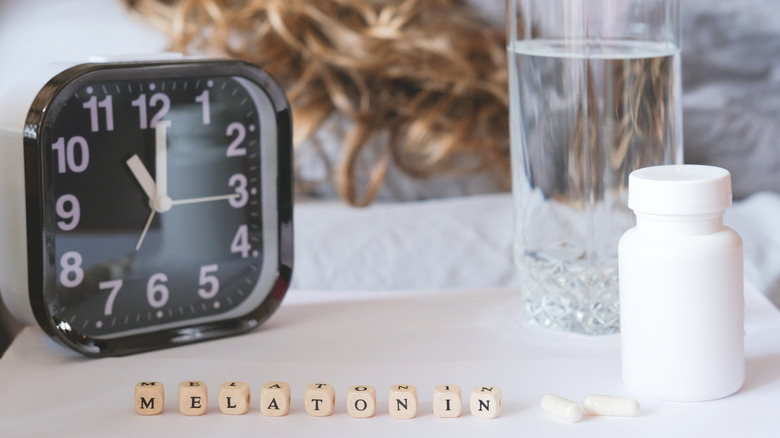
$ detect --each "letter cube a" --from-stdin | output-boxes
[260,381,291,417]
[135,381,164,415]
[347,385,376,418]
[219,381,251,415]
[179,381,208,416]
[470,386,502,419]
[389,385,418,419]
[305,383,335,417]
[433,384,462,418]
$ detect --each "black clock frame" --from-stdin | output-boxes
[21,60,293,357]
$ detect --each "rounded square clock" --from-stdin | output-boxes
[0,59,293,357]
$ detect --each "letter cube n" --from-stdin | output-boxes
[470,386,502,419]
[388,384,418,419]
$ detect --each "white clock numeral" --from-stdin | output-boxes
[55,194,80,231]
[59,251,84,288]
[83,95,114,132]
[51,136,90,173]
[228,173,249,208]
[198,264,220,299]
[231,225,251,259]
[99,279,123,316]
[131,92,171,129]
[147,273,170,309]
[195,89,210,125]
[226,122,247,157]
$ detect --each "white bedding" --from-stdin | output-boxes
[292,192,780,309]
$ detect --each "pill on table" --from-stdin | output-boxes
[583,395,640,417]
[540,394,583,423]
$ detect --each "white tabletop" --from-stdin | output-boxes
[1,283,779,437]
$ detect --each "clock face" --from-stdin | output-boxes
[25,61,292,354]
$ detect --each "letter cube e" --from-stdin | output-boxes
[178,381,208,416]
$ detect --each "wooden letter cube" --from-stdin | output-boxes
[346,385,376,418]
[219,381,251,415]
[260,381,291,417]
[433,384,462,418]
[305,383,335,417]
[470,386,502,419]
[178,381,208,416]
[135,381,164,415]
[388,385,418,419]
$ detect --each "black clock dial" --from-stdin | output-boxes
[30,62,289,346]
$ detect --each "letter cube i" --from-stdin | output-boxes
[433,384,462,418]
[347,385,376,418]
[179,381,208,416]
[135,381,164,415]
[219,381,251,415]
[389,385,418,419]
[260,382,291,417]
[470,386,502,419]
[305,383,335,417]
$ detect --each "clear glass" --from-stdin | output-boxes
[507,0,683,335]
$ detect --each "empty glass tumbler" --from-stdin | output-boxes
[507,0,683,334]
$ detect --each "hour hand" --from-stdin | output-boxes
[126,155,172,212]
[126,155,156,200]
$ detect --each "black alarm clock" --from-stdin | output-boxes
[0,58,293,357]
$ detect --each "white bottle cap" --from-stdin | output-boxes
[628,165,732,215]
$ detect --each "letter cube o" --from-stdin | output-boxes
[135,381,164,415]
[260,382,291,417]
[347,385,376,418]
[305,383,335,417]
[179,381,208,416]
[219,381,251,415]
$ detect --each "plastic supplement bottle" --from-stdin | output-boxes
[618,165,744,402]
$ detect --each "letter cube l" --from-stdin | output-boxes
[219,381,251,415]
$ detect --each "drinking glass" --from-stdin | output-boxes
[507,0,682,334]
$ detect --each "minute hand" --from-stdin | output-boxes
[171,194,239,205]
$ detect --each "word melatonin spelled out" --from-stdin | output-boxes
[134,382,502,419]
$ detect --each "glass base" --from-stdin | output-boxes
[519,255,620,335]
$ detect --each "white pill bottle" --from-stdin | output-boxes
[619,165,744,402]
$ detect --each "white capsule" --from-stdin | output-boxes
[540,394,583,423]
[583,395,640,417]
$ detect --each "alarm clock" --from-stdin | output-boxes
[0,58,293,357]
